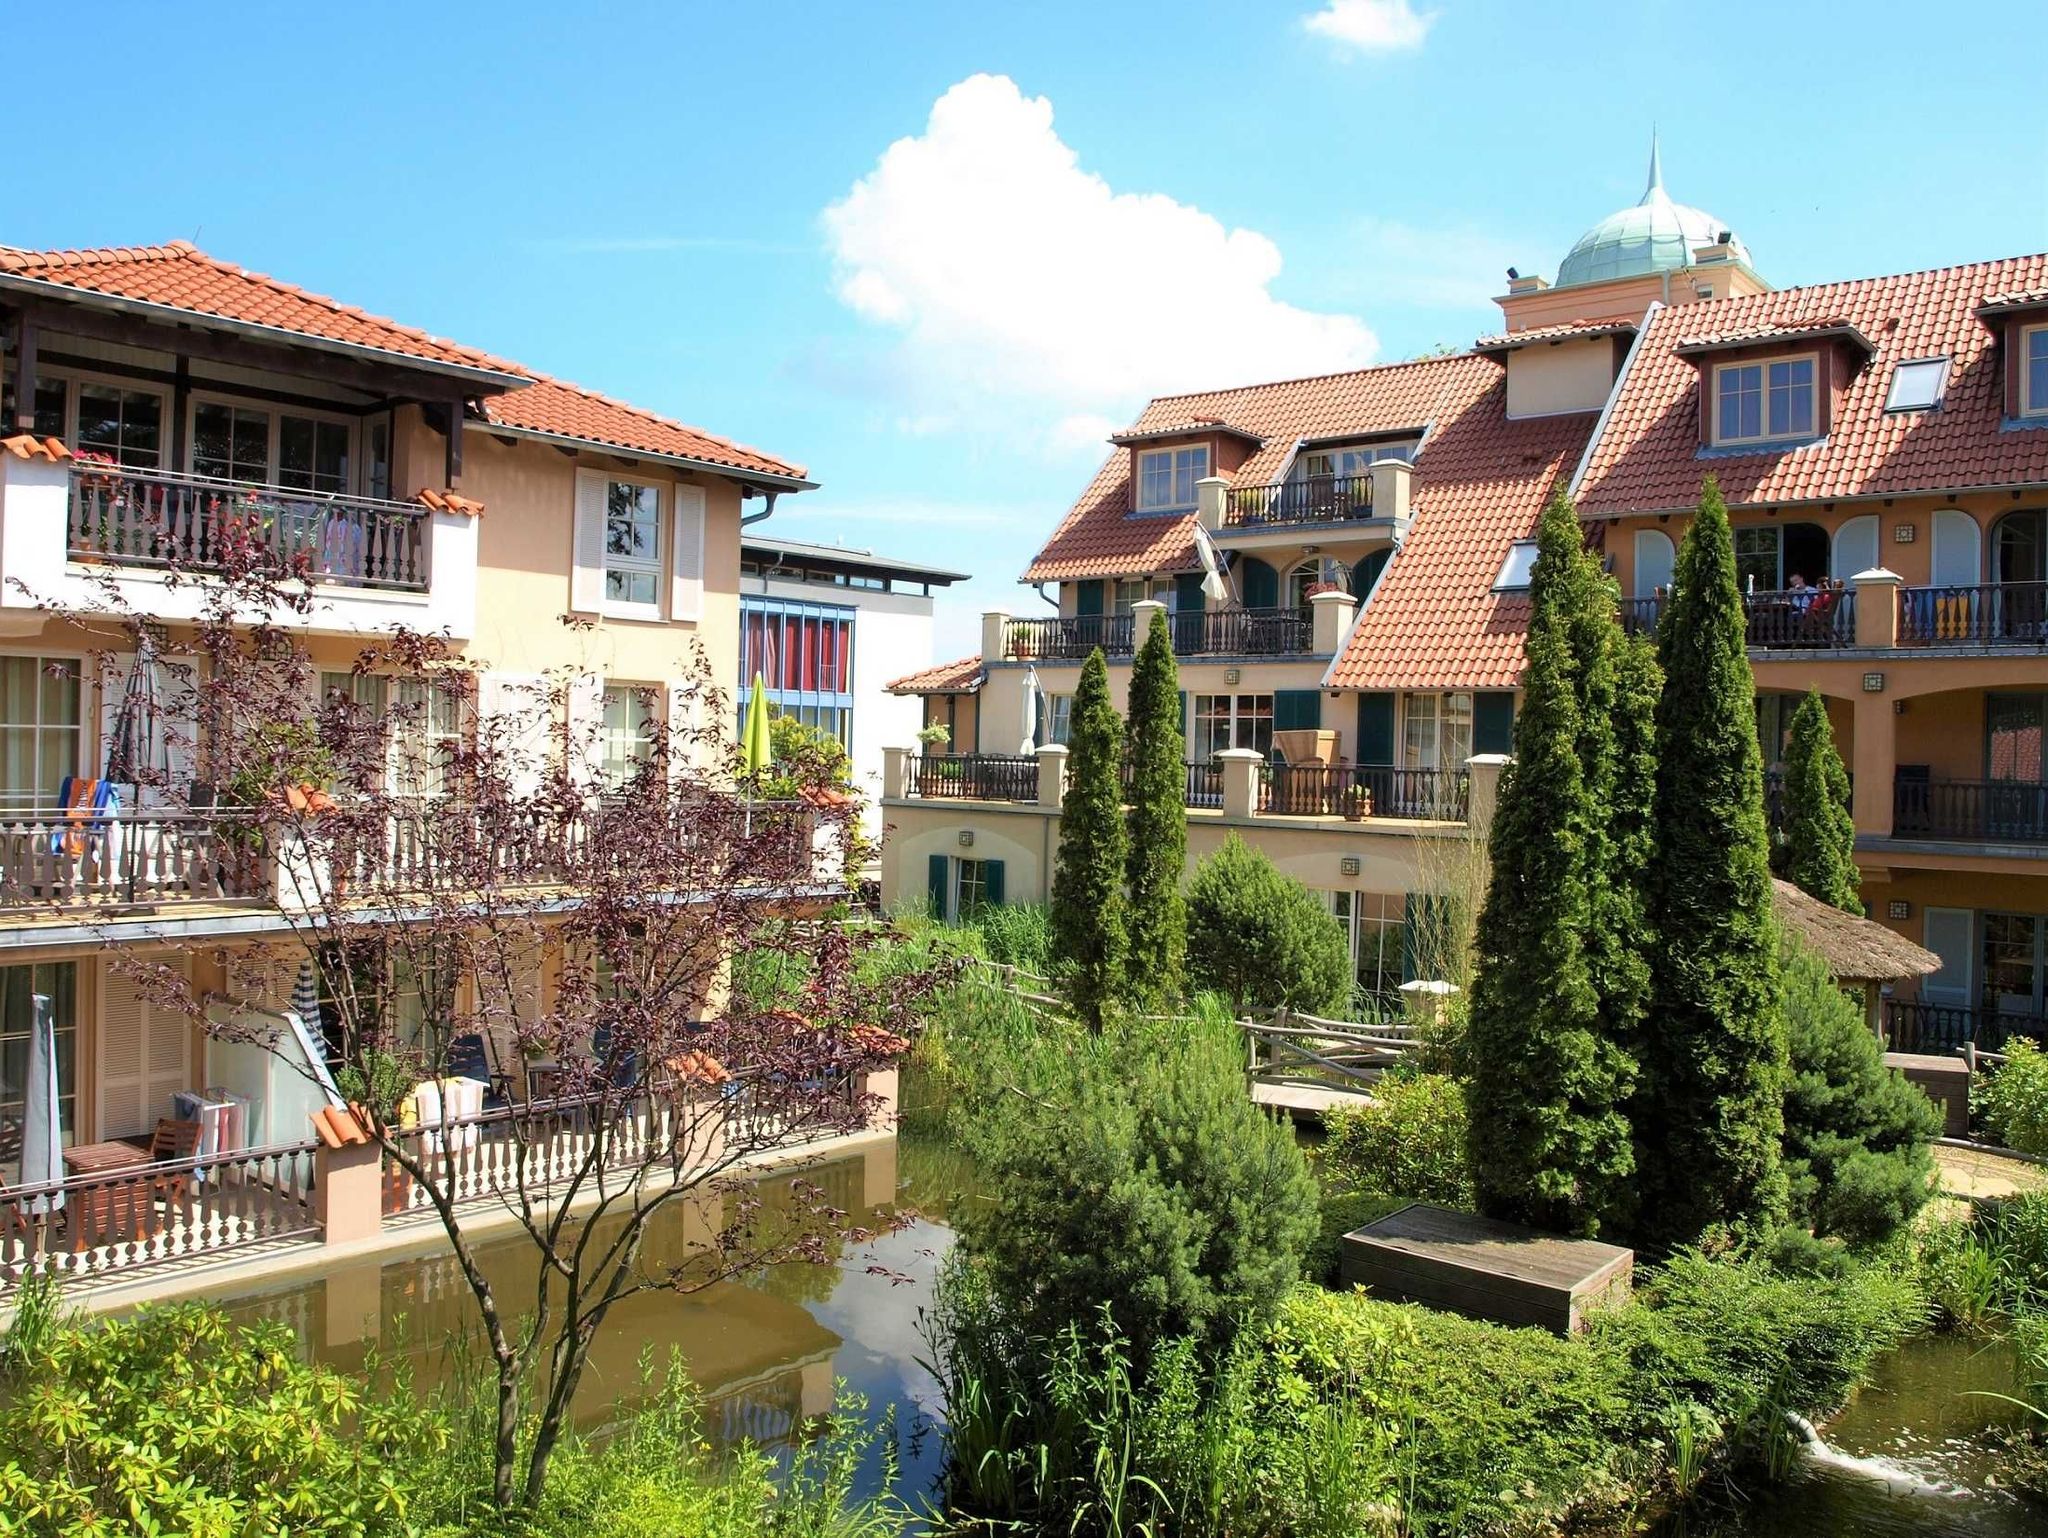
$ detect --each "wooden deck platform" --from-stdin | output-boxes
[1250,1081,1368,1119]
[1339,1202,1633,1334]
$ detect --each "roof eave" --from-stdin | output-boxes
[0,271,534,392]
[481,418,816,492]
[1673,323,1877,360]
[1580,475,2048,521]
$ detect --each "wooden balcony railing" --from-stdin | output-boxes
[1614,590,1856,649]
[1259,764,1470,821]
[1223,474,1374,529]
[0,807,265,912]
[1892,774,2048,844]
[68,464,432,592]
[1884,999,2048,1055]
[910,754,1038,802]
[1897,582,2048,647]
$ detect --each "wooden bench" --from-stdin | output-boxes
[1339,1202,1634,1334]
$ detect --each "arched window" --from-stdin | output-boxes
[1995,509,2047,585]
[1286,557,1347,610]
[1633,529,1675,598]
[1831,515,1879,582]
[1931,508,1982,588]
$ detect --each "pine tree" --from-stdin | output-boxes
[1050,648,1129,1026]
[1125,609,1187,1001]
[1782,688,1862,915]
[1465,492,1635,1235]
[1637,476,1788,1245]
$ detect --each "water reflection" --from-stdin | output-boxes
[221,1132,977,1494]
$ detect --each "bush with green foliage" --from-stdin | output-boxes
[1320,1071,1473,1209]
[1049,649,1129,1025]
[967,900,1055,973]
[1466,491,1636,1236]
[1780,689,1862,913]
[1185,834,1350,1015]
[1778,937,1937,1246]
[958,1009,1318,1356]
[1125,609,1188,1003]
[1978,1038,2048,1156]
[1638,476,1788,1246]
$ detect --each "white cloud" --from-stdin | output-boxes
[1303,0,1435,55]
[822,75,1376,439]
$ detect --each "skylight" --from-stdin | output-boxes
[1886,357,1949,412]
[1493,540,1539,591]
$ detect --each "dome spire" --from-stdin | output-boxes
[1643,129,1664,202]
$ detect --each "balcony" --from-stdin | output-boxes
[0,807,265,915]
[1884,998,2048,1054]
[1222,474,1374,530]
[1616,588,1856,650]
[68,464,432,591]
[1892,774,2048,845]
[1260,763,1470,820]
[1897,582,2048,648]
[910,754,1040,802]
[1003,606,1314,663]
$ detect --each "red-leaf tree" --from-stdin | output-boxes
[36,528,945,1511]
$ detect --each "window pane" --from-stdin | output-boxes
[76,386,119,455]
[1887,358,1948,412]
[193,402,231,476]
[1767,358,1814,437]
[120,390,161,467]
[231,409,269,479]
[31,379,65,440]
[2030,330,2048,415]
[1719,365,1761,441]
[316,421,350,490]
[278,416,315,489]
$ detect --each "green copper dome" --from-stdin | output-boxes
[1555,139,1749,290]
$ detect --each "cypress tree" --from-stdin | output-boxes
[1637,476,1788,1245]
[1050,648,1129,1026]
[1782,688,1862,914]
[1465,492,1634,1235]
[1125,608,1187,1000]
[1595,631,1661,1055]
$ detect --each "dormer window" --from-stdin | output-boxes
[2024,324,2048,418]
[1886,357,1950,413]
[1713,355,1815,445]
[1136,445,1208,512]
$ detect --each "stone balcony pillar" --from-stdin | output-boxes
[1035,743,1069,810]
[1131,596,1167,646]
[980,608,1013,664]
[1369,460,1413,523]
[1464,753,1511,835]
[1217,748,1264,819]
[1311,589,1359,653]
[882,745,916,800]
[312,1128,383,1246]
[1852,568,1902,649]
[1195,476,1228,532]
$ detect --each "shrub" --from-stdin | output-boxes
[1979,1039,2048,1156]
[958,1011,1319,1355]
[1778,937,1938,1245]
[1779,689,1862,913]
[1301,1189,1412,1287]
[1320,1073,1473,1210]
[1125,609,1188,1002]
[1186,835,1350,1016]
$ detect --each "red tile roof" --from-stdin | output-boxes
[1109,418,1266,447]
[1024,353,1490,583]
[479,375,807,483]
[1327,396,1596,692]
[1472,318,1637,353]
[0,242,522,377]
[1576,253,2048,516]
[0,241,810,484]
[886,655,984,694]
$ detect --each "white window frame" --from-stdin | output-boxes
[1046,693,1073,746]
[1492,540,1539,592]
[1886,357,1950,414]
[36,369,171,470]
[0,653,85,811]
[1401,691,1473,771]
[318,670,464,797]
[1134,445,1209,513]
[1191,693,1274,759]
[954,857,991,919]
[600,682,658,784]
[186,392,359,493]
[1326,890,1405,1001]
[601,476,665,618]
[1713,354,1817,446]
[2024,324,2048,419]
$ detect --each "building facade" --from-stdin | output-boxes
[879,146,2048,1052]
[0,240,832,1256]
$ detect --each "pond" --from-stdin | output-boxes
[211,1127,2037,1537]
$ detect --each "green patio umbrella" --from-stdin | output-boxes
[742,673,773,777]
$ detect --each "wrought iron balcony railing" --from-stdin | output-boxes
[1222,474,1374,529]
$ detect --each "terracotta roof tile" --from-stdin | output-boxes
[479,375,806,483]
[1472,319,1637,352]
[1024,353,1490,583]
[1577,252,2048,515]
[1108,418,1266,446]
[411,488,485,516]
[887,655,984,694]
[0,434,70,463]
[1328,395,1596,692]
[0,241,522,375]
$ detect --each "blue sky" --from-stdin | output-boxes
[20,1,2046,661]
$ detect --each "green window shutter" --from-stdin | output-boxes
[1178,690,1189,740]
[1357,693,1395,764]
[1274,690,1322,733]
[983,859,1005,907]
[1174,573,1206,612]
[1073,580,1104,618]
[1473,692,1516,755]
[1353,548,1391,603]
[927,854,950,920]
[1240,557,1278,610]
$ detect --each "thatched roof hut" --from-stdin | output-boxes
[1772,878,1940,1029]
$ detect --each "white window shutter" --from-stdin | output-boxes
[571,469,608,613]
[160,654,200,802]
[564,671,605,787]
[97,958,191,1140]
[671,483,706,622]
[477,671,549,796]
